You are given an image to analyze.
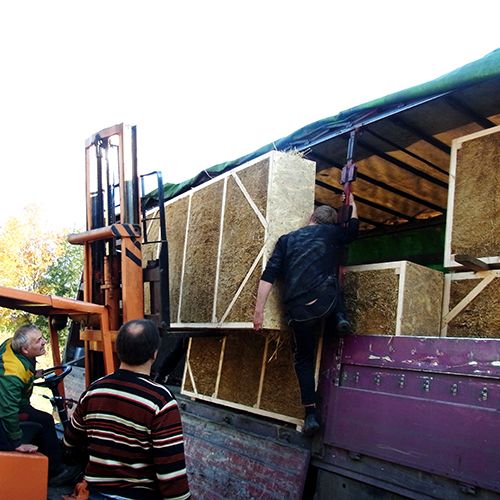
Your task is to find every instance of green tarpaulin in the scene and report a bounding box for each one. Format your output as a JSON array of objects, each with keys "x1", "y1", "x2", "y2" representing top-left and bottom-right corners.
[{"x1": 144, "y1": 48, "x2": 500, "y2": 208}]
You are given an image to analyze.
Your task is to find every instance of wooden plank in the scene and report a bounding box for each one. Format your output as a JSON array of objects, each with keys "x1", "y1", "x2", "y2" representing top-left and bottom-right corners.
[
  {"x1": 80, "y1": 329, "x2": 118, "y2": 342},
  {"x1": 232, "y1": 171, "x2": 268, "y2": 229},
  {"x1": 212, "y1": 177, "x2": 228, "y2": 322},
  {"x1": 444, "y1": 137, "x2": 459, "y2": 269},
  {"x1": 454, "y1": 254, "x2": 491, "y2": 272},
  {"x1": 440, "y1": 274, "x2": 452, "y2": 336},
  {"x1": 171, "y1": 322, "x2": 254, "y2": 329},
  {"x1": 395, "y1": 261, "x2": 407, "y2": 335},
  {"x1": 213, "y1": 336, "x2": 227, "y2": 398},
  {"x1": 442, "y1": 271, "x2": 499, "y2": 326},
  {"x1": 256, "y1": 336, "x2": 269, "y2": 409},
  {"x1": 219, "y1": 246, "x2": 266, "y2": 324},
  {"x1": 177, "y1": 194, "x2": 192, "y2": 323},
  {"x1": 445, "y1": 125, "x2": 500, "y2": 269},
  {"x1": 181, "y1": 391, "x2": 303, "y2": 426},
  {"x1": 184, "y1": 338, "x2": 198, "y2": 395}
]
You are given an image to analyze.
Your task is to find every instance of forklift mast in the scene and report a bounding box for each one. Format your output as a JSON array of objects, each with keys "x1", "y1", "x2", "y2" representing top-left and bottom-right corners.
[{"x1": 67, "y1": 123, "x2": 170, "y2": 383}]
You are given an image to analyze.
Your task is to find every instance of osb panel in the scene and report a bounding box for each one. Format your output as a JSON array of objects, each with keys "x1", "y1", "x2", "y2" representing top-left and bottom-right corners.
[
  {"x1": 264, "y1": 153, "x2": 316, "y2": 330},
  {"x1": 235, "y1": 159, "x2": 269, "y2": 219},
  {"x1": 183, "y1": 337, "x2": 223, "y2": 395},
  {"x1": 259, "y1": 332, "x2": 303, "y2": 419},
  {"x1": 266, "y1": 153, "x2": 316, "y2": 252},
  {"x1": 217, "y1": 333, "x2": 265, "y2": 407},
  {"x1": 344, "y1": 269, "x2": 399, "y2": 334},
  {"x1": 452, "y1": 130, "x2": 500, "y2": 258},
  {"x1": 165, "y1": 196, "x2": 189, "y2": 322},
  {"x1": 400, "y1": 263, "x2": 443, "y2": 336},
  {"x1": 447, "y1": 276, "x2": 500, "y2": 339},
  {"x1": 216, "y1": 176, "x2": 265, "y2": 322},
  {"x1": 180, "y1": 181, "x2": 223, "y2": 322}
]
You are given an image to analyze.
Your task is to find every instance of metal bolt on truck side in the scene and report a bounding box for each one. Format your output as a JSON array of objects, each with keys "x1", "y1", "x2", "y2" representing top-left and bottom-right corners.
[{"x1": 0, "y1": 49, "x2": 499, "y2": 499}]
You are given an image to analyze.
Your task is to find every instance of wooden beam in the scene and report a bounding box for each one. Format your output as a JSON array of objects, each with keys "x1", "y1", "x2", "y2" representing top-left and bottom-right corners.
[
  {"x1": 389, "y1": 116, "x2": 451, "y2": 155},
  {"x1": 442, "y1": 272, "x2": 498, "y2": 326},
  {"x1": 454, "y1": 254, "x2": 491, "y2": 272},
  {"x1": 310, "y1": 151, "x2": 446, "y2": 214},
  {"x1": 363, "y1": 127, "x2": 448, "y2": 176},
  {"x1": 316, "y1": 179, "x2": 413, "y2": 221},
  {"x1": 356, "y1": 138, "x2": 448, "y2": 189}
]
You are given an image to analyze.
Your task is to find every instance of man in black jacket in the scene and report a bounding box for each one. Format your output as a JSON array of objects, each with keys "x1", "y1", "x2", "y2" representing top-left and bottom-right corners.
[{"x1": 253, "y1": 195, "x2": 358, "y2": 435}]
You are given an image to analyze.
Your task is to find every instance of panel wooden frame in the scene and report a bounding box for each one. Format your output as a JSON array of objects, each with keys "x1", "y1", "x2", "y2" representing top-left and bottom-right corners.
[
  {"x1": 146, "y1": 151, "x2": 316, "y2": 330},
  {"x1": 441, "y1": 269, "x2": 500, "y2": 338},
  {"x1": 344, "y1": 261, "x2": 444, "y2": 336},
  {"x1": 444, "y1": 125, "x2": 500, "y2": 269},
  {"x1": 181, "y1": 331, "x2": 324, "y2": 425}
]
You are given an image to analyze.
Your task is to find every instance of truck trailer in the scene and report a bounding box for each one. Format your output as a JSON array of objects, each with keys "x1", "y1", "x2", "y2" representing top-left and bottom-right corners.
[{"x1": 0, "y1": 49, "x2": 499, "y2": 499}]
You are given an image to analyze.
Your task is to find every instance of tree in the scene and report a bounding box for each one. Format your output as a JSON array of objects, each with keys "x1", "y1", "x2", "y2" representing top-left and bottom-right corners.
[
  {"x1": 38, "y1": 240, "x2": 83, "y2": 299},
  {"x1": 0, "y1": 205, "x2": 83, "y2": 336}
]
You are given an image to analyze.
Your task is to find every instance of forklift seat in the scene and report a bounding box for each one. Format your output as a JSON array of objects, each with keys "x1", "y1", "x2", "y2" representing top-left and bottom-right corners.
[{"x1": 0, "y1": 450, "x2": 48, "y2": 499}]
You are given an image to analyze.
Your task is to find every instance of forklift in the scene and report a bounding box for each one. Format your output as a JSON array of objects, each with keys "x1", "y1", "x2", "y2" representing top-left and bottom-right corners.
[{"x1": 0, "y1": 123, "x2": 179, "y2": 498}]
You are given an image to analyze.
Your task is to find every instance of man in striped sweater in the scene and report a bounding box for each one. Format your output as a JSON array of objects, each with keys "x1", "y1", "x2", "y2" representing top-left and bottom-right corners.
[{"x1": 64, "y1": 319, "x2": 190, "y2": 499}]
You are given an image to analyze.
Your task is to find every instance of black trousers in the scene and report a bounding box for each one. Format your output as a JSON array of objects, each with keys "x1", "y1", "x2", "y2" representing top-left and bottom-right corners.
[
  {"x1": 290, "y1": 317, "x2": 322, "y2": 406},
  {"x1": 288, "y1": 287, "x2": 347, "y2": 407},
  {"x1": 19, "y1": 405, "x2": 62, "y2": 473}
]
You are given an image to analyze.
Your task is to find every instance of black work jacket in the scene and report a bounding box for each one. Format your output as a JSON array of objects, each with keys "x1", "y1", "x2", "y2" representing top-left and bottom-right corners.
[{"x1": 261, "y1": 219, "x2": 359, "y2": 311}]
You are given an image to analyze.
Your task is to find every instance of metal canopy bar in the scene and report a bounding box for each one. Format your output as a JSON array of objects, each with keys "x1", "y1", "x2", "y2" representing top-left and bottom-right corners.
[
  {"x1": 356, "y1": 139, "x2": 448, "y2": 189},
  {"x1": 444, "y1": 95, "x2": 497, "y2": 129},
  {"x1": 363, "y1": 127, "x2": 448, "y2": 176},
  {"x1": 389, "y1": 116, "x2": 451, "y2": 155},
  {"x1": 316, "y1": 180, "x2": 413, "y2": 222},
  {"x1": 309, "y1": 152, "x2": 446, "y2": 214},
  {"x1": 298, "y1": 92, "x2": 452, "y2": 154}
]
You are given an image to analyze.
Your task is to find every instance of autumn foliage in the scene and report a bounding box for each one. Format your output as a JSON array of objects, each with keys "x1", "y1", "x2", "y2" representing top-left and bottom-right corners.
[{"x1": 0, "y1": 204, "x2": 83, "y2": 337}]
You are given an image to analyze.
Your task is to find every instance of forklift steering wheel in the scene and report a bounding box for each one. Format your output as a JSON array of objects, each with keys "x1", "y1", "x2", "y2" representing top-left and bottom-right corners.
[{"x1": 34, "y1": 365, "x2": 72, "y2": 389}]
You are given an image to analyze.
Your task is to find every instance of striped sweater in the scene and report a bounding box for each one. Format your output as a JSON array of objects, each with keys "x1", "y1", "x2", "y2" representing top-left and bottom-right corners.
[{"x1": 64, "y1": 369, "x2": 190, "y2": 500}]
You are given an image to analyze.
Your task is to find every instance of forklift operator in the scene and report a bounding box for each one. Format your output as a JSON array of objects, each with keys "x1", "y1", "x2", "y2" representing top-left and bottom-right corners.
[
  {"x1": 0, "y1": 324, "x2": 78, "y2": 486},
  {"x1": 253, "y1": 194, "x2": 358, "y2": 435}
]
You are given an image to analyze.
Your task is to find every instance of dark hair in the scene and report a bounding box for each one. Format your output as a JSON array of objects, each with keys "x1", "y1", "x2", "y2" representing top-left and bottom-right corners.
[
  {"x1": 116, "y1": 319, "x2": 160, "y2": 365},
  {"x1": 311, "y1": 205, "x2": 337, "y2": 224}
]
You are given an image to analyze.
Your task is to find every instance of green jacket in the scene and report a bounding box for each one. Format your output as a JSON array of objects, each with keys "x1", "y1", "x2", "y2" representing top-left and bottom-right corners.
[{"x1": 0, "y1": 338, "x2": 36, "y2": 446}]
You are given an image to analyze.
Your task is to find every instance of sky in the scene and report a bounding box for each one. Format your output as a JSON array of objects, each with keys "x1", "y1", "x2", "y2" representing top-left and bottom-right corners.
[{"x1": 0, "y1": 0, "x2": 498, "y2": 230}]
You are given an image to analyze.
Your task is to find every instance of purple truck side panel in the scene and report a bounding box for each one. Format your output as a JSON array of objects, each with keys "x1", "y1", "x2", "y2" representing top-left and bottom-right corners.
[{"x1": 319, "y1": 335, "x2": 500, "y2": 493}]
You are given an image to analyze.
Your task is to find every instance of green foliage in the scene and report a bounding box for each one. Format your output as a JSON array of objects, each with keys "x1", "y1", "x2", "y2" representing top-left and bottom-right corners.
[
  {"x1": 38, "y1": 241, "x2": 83, "y2": 299},
  {"x1": 0, "y1": 205, "x2": 83, "y2": 343}
]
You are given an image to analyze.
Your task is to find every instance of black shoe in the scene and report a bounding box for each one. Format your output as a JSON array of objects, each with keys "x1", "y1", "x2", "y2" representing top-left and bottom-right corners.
[
  {"x1": 335, "y1": 314, "x2": 351, "y2": 335},
  {"x1": 303, "y1": 413, "x2": 320, "y2": 436},
  {"x1": 48, "y1": 464, "x2": 82, "y2": 487}
]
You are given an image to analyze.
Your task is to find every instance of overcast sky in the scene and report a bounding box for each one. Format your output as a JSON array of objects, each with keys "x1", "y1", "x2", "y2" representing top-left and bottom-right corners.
[{"x1": 0, "y1": 0, "x2": 498, "y2": 230}]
